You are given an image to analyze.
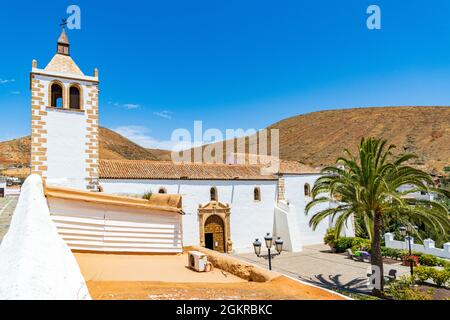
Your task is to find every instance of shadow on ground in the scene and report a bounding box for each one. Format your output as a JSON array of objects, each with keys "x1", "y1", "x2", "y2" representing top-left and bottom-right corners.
[{"x1": 298, "y1": 273, "x2": 370, "y2": 294}]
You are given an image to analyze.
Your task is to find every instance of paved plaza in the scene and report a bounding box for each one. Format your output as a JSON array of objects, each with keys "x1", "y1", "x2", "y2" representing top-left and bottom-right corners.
[{"x1": 237, "y1": 244, "x2": 410, "y2": 294}]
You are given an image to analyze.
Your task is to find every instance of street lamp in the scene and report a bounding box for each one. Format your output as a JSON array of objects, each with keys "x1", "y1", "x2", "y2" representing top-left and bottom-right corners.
[
  {"x1": 264, "y1": 233, "x2": 273, "y2": 249},
  {"x1": 253, "y1": 238, "x2": 262, "y2": 256},
  {"x1": 399, "y1": 225, "x2": 418, "y2": 278},
  {"x1": 253, "y1": 233, "x2": 283, "y2": 270},
  {"x1": 275, "y1": 237, "x2": 284, "y2": 254}
]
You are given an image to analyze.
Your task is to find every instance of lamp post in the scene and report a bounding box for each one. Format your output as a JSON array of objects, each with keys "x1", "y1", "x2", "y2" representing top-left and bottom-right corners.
[
  {"x1": 399, "y1": 225, "x2": 418, "y2": 278},
  {"x1": 253, "y1": 233, "x2": 283, "y2": 270}
]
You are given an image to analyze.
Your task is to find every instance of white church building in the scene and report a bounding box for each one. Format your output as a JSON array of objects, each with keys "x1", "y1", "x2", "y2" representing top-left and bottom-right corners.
[{"x1": 29, "y1": 30, "x2": 354, "y2": 255}]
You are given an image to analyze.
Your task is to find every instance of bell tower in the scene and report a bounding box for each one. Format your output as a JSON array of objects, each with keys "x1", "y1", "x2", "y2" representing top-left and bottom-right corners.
[{"x1": 30, "y1": 28, "x2": 100, "y2": 191}]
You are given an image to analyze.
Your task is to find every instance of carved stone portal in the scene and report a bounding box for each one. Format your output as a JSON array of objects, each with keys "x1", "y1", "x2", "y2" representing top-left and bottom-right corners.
[{"x1": 198, "y1": 201, "x2": 232, "y2": 253}]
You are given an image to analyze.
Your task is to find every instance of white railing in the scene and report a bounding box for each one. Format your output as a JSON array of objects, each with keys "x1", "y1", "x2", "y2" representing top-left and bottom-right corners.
[
  {"x1": 384, "y1": 233, "x2": 450, "y2": 259},
  {"x1": 0, "y1": 174, "x2": 91, "y2": 300}
]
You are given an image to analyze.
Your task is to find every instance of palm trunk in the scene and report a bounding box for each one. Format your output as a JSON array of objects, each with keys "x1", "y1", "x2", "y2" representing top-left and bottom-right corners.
[{"x1": 371, "y1": 210, "x2": 384, "y2": 296}]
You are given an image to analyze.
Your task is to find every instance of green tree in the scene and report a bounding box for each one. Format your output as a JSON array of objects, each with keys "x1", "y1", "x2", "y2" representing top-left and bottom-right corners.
[{"x1": 306, "y1": 137, "x2": 450, "y2": 296}]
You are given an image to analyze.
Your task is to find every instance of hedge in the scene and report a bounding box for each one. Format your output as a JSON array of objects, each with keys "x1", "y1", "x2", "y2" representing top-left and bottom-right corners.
[{"x1": 414, "y1": 266, "x2": 450, "y2": 287}]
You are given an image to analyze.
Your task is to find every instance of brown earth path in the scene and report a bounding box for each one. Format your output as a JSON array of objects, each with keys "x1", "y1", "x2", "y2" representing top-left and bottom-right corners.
[
  {"x1": 75, "y1": 252, "x2": 344, "y2": 300},
  {"x1": 87, "y1": 276, "x2": 344, "y2": 300}
]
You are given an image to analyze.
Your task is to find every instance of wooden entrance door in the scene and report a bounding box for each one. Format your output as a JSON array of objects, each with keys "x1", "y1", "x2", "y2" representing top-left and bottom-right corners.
[{"x1": 204, "y1": 215, "x2": 225, "y2": 253}]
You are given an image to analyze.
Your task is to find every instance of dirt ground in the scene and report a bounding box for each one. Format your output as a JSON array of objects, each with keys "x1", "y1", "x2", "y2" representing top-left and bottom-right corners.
[
  {"x1": 87, "y1": 276, "x2": 344, "y2": 300},
  {"x1": 74, "y1": 252, "x2": 245, "y2": 283},
  {"x1": 75, "y1": 252, "x2": 344, "y2": 300}
]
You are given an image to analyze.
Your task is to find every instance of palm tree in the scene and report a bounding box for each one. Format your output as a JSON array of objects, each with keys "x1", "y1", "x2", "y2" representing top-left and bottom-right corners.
[{"x1": 306, "y1": 137, "x2": 450, "y2": 296}]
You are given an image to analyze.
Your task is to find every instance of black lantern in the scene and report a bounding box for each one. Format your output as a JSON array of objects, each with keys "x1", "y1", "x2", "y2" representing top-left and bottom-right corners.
[
  {"x1": 275, "y1": 237, "x2": 284, "y2": 254},
  {"x1": 253, "y1": 239, "x2": 262, "y2": 256},
  {"x1": 398, "y1": 225, "x2": 418, "y2": 279},
  {"x1": 252, "y1": 233, "x2": 283, "y2": 270},
  {"x1": 264, "y1": 233, "x2": 273, "y2": 249}
]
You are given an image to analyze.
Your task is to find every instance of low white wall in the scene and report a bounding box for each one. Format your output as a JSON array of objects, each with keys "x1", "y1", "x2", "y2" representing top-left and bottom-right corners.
[
  {"x1": 384, "y1": 233, "x2": 450, "y2": 259},
  {"x1": 0, "y1": 174, "x2": 91, "y2": 300},
  {"x1": 5, "y1": 187, "x2": 21, "y2": 197},
  {"x1": 48, "y1": 197, "x2": 183, "y2": 253}
]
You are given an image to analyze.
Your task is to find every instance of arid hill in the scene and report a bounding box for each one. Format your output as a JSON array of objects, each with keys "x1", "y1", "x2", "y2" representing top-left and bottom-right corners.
[
  {"x1": 185, "y1": 106, "x2": 450, "y2": 175},
  {"x1": 97, "y1": 127, "x2": 171, "y2": 161},
  {"x1": 1, "y1": 107, "x2": 449, "y2": 178},
  {"x1": 0, "y1": 127, "x2": 171, "y2": 172},
  {"x1": 270, "y1": 106, "x2": 449, "y2": 173}
]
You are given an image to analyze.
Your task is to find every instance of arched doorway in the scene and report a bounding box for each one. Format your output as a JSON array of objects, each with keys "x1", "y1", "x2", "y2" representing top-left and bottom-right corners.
[
  {"x1": 204, "y1": 215, "x2": 225, "y2": 252},
  {"x1": 198, "y1": 201, "x2": 232, "y2": 253}
]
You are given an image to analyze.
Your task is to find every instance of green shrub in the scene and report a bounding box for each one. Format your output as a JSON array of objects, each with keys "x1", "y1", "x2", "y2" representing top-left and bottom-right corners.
[
  {"x1": 351, "y1": 237, "x2": 371, "y2": 252},
  {"x1": 438, "y1": 259, "x2": 449, "y2": 269},
  {"x1": 444, "y1": 261, "x2": 450, "y2": 271},
  {"x1": 419, "y1": 254, "x2": 439, "y2": 266},
  {"x1": 323, "y1": 228, "x2": 337, "y2": 247},
  {"x1": 429, "y1": 269, "x2": 450, "y2": 287},
  {"x1": 142, "y1": 191, "x2": 153, "y2": 200},
  {"x1": 414, "y1": 266, "x2": 433, "y2": 283},
  {"x1": 381, "y1": 247, "x2": 406, "y2": 260},
  {"x1": 334, "y1": 237, "x2": 355, "y2": 253},
  {"x1": 387, "y1": 276, "x2": 433, "y2": 300}
]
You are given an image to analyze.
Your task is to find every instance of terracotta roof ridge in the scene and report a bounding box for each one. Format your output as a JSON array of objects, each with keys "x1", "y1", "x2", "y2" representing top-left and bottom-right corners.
[
  {"x1": 99, "y1": 159, "x2": 262, "y2": 168},
  {"x1": 45, "y1": 185, "x2": 183, "y2": 214}
]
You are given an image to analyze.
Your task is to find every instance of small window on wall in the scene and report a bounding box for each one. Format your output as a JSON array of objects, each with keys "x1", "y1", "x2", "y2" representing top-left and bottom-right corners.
[
  {"x1": 69, "y1": 86, "x2": 81, "y2": 109},
  {"x1": 210, "y1": 187, "x2": 218, "y2": 201},
  {"x1": 51, "y1": 83, "x2": 63, "y2": 108},
  {"x1": 304, "y1": 183, "x2": 311, "y2": 197},
  {"x1": 254, "y1": 187, "x2": 261, "y2": 201},
  {"x1": 158, "y1": 188, "x2": 167, "y2": 194}
]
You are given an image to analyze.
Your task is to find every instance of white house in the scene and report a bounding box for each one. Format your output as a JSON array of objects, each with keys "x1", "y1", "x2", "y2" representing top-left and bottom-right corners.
[
  {"x1": 0, "y1": 178, "x2": 6, "y2": 198},
  {"x1": 28, "y1": 29, "x2": 354, "y2": 254}
]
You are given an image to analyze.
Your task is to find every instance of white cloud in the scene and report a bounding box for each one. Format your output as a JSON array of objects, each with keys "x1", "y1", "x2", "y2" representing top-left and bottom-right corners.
[
  {"x1": 10, "y1": 91, "x2": 21, "y2": 95},
  {"x1": 122, "y1": 103, "x2": 140, "y2": 110},
  {"x1": 0, "y1": 79, "x2": 15, "y2": 85},
  {"x1": 109, "y1": 101, "x2": 141, "y2": 110},
  {"x1": 154, "y1": 110, "x2": 173, "y2": 119},
  {"x1": 112, "y1": 125, "x2": 189, "y2": 151}
]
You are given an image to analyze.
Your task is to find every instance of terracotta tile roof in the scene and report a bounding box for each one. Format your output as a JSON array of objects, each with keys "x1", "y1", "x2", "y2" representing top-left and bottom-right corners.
[
  {"x1": 278, "y1": 160, "x2": 322, "y2": 174},
  {"x1": 99, "y1": 160, "x2": 277, "y2": 180},
  {"x1": 44, "y1": 54, "x2": 84, "y2": 76},
  {"x1": 45, "y1": 185, "x2": 183, "y2": 214},
  {"x1": 227, "y1": 153, "x2": 322, "y2": 174}
]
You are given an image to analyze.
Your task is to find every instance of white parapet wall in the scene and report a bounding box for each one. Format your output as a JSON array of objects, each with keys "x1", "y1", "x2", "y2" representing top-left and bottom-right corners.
[
  {"x1": 384, "y1": 233, "x2": 450, "y2": 259},
  {"x1": 0, "y1": 174, "x2": 91, "y2": 300}
]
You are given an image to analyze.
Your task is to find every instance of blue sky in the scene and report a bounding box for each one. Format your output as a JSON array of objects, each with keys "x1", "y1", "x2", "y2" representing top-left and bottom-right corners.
[{"x1": 1, "y1": 1, "x2": 450, "y2": 149}]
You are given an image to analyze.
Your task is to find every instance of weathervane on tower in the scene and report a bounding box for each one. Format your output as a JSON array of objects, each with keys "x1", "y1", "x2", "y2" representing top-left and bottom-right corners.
[{"x1": 60, "y1": 18, "x2": 68, "y2": 28}]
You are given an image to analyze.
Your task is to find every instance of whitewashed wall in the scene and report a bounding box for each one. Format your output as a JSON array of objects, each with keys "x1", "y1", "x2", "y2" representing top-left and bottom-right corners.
[
  {"x1": 5, "y1": 187, "x2": 21, "y2": 197},
  {"x1": 33, "y1": 74, "x2": 97, "y2": 190},
  {"x1": 0, "y1": 174, "x2": 90, "y2": 300},
  {"x1": 0, "y1": 181, "x2": 6, "y2": 197},
  {"x1": 100, "y1": 179, "x2": 277, "y2": 253},
  {"x1": 48, "y1": 198, "x2": 182, "y2": 253},
  {"x1": 397, "y1": 184, "x2": 436, "y2": 201},
  {"x1": 274, "y1": 201, "x2": 303, "y2": 252},
  {"x1": 46, "y1": 108, "x2": 87, "y2": 189},
  {"x1": 283, "y1": 174, "x2": 332, "y2": 246},
  {"x1": 384, "y1": 233, "x2": 450, "y2": 259}
]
